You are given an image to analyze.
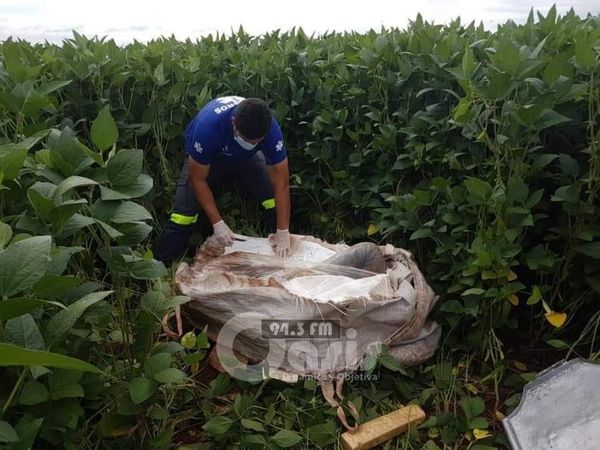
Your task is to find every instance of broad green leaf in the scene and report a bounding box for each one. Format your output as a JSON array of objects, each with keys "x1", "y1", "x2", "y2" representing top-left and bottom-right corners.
[
  {"x1": 271, "y1": 430, "x2": 303, "y2": 448},
  {"x1": 59, "y1": 214, "x2": 96, "y2": 237},
  {"x1": 95, "y1": 219, "x2": 125, "y2": 239},
  {"x1": 53, "y1": 176, "x2": 97, "y2": 202},
  {"x1": 37, "y1": 80, "x2": 72, "y2": 96},
  {"x1": 0, "y1": 298, "x2": 60, "y2": 321},
  {"x1": 559, "y1": 154, "x2": 580, "y2": 179},
  {"x1": 0, "y1": 421, "x2": 19, "y2": 443},
  {"x1": 575, "y1": 35, "x2": 596, "y2": 72},
  {"x1": 46, "y1": 291, "x2": 113, "y2": 343},
  {"x1": 100, "y1": 174, "x2": 153, "y2": 200},
  {"x1": 574, "y1": 242, "x2": 600, "y2": 259},
  {"x1": 464, "y1": 178, "x2": 492, "y2": 201},
  {"x1": 91, "y1": 106, "x2": 119, "y2": 151},
  {"x1": 19, "y1": 380, "x2": 49, "y2": 405},
  {"x1": 33, "y1": 275, "x2": 80, "y2": 299},
  {"x1": 202, "y1": 416, "x2": 233, "y2": 435},
  {"x1": 128, "y1": 259, "x2": 168, "y2": 280},
  {"x1": 144, "y1": 352, "x2": 172, "y2": 379},
  {"x1": 0, "y1": 343, "x2": 100, "y2": 373},
  {"x1": 47, "y1": 246, "x2": 84, "y2": 276},
  {"x1": 462, "y1": 46, "x2": 475, "y2": 79},
  {"x1": 49, "y1": 383, "x2": 84, "y2": 400},
  {"x1": 241, "y1": 434, "x2": 267, "y2": 448},
  {"x1": 241, "y1": 418, "x2": 265, "y2": 432},
  {"x1": 51, "y1": 200, "x2": 87, "y2": 231},
  {"x1": 0, "y1": 236, "x2": 52, "y2": 297},
  {"x1": 11, "y1": 416, "x2": 43, "y2": 450},
  {"x1": 459, "y1": 396, "x2": 486, "y2": 420},
  {"x1": 154, "y1": 368, "x2": 186, "y2": 384},
  {"x1": 116, "y1": 222, "x2": 153, "y2": 246},
  {"x1": 0, "y1": 145, "x2": 27, "y2": 181},
  {"x1": 106, "y1": 149, "x2": 143, "y2": 187},
  {"x1": 92, "y1": 200, "x2": 152, "y2": 223},
  {"x1": 48, "y1": 128, "x2": 93, "y2": 178},
  {"x1": 129, "y1": 377, "x2": 158, "y2": 404},
  {"x1": 537, "y1": 109, "x2": 571, "y2": 129},
  {"x1": 27, "y1": 183, "x2": 56, "y2": 219},
  {"x1": 4, "y1": 314, "x2": 45, "y2": 350},
  {"x1": 0, "y1": 222, "x2": 12, "y2": 250}
]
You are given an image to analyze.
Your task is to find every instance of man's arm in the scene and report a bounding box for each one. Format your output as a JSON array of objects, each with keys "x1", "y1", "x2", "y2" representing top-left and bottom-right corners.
[
  {"x1": 267, "y1": 158, "x2": 291, "y2": 230},
  {"x1": 187, "y1": 156, "x2": 222, "y2": 225}
]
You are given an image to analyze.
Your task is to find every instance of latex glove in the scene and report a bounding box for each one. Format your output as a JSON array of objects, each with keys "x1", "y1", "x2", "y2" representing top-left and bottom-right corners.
[
  {"x1": 274, "y1": 229, "x2": 291, "y2": 258},
  {"x1": 212, "y1": 220, "x2": 234, "y2": 246}
]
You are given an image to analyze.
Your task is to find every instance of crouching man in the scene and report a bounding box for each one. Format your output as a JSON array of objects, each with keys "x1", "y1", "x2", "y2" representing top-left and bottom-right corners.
[{"x1": 155, "y1": 96, "x2": 291, "y2": 265}]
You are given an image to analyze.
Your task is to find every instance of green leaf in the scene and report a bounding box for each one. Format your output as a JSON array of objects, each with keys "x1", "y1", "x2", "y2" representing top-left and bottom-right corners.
[
  {"x1": 574, "y1": 242, "x2": 600, "y2": 259},
  {"x1": 271, "y1": 430, "x2": 303, "y2": 448},
  {"x1": 19, "y1": 380, "x2": 49, "y2": 405},
  {"x1": 559, "y1": 154, "x2": 580, "y2": 179},
  {"x1": 0, "y1": 421, "x2": 19, "y2": 443},
  {"x1": 91, "y1": 106, "x2": 118, "y2": 151},
  {"x1": 4, "y1": 314, "x2": 45, "y2": 350},
  {"x1": 0, "y1": 343, "x2": 100, "y2": 372},
  {"x1": 575, "y1": 35, "x2": 596, "y2": 72},
  {"x1": 462, "y1": 46, "x2": 475, "y2": 79},
  {"x1": 547, "y1": 339, "x2": 569, "y2": 349},
  {"x1": 128, "y1": 259, "x2": 168, "y2": 280},
  {"x1": 37, "y1": 79, "x2": 72, "y2": 96},
  {"x1": 0, "y1": 145, "x2": 27, "y2": 181},
  {"x1": 464, "y1": 178, "x2": 492, "y2": 201},
  {"x1": 459, "y1": 396, "x2": 486, "y2": 420},
  {"x1": 202, "y1": 416, "x2": 233, "y2": 435},
  {"x1": 0, "y1": 236, "x2": 52, "y2": 297},
  {"x1": 46, "y1": 291, "x2": 113, "y2": 343},
  {"x1": 49, "y1": 383, "x2": 84, "y2": 400},
  {"x1": 51, "y1": 200, "x2": 87, "y2": 232},
  {"x1": 410, "y1": 228, "x2": 432, "y2": 240},
  {"x1": 531, "y1": 153, "x2": 558, "y2": 170},
  {"x1": 537, "y1": 109, "x2": 571, "y2": 129},
  {"x1": 92, "y1": 200, "x2": 152, "y2": 223},
  {"x1": 11, "y1": 416, "x2": 43, "y2": 450},
  {"x1": 241, "y1": 434, "x2": 267, "y2": 448},
  {"x1": 107, "y1": 149, "x2": 143, "y2": 187},
  {"x1": 47, "y1": 246, "x2": 84, "y2": 276},
  {"x1": 154, "y1": 368, "x2": 186, "y2": 384},
  {"x1": 144, "y1": 352, "x2": 172, "y2": 379},
  {"x1": 53, "y1": 176, "x2": 97, "y2": 202},
  {"x1": 100, "y1": 174, "x2": 153, "y2": 200},
  {"x1": 462, "y1": 288, "x2": 485, "y2": 296},
  {"x1": 0, "y1": 221, "x2": 12, "y2": 250},
  {"x1": 241, "y1": 418, "x2": 265, "y2": 432},
  {"x1": 0, "y1": 298, "x2": 56, "y2": 321},
  {"x1": 527, "y1": 286, "x2": 543, "y2": 305},
  {"x1": 129, "y1": 377, "x2": 158, "y2": 404}
]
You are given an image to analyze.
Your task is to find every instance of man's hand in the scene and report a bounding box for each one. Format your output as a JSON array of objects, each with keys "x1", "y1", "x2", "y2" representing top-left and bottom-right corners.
[
  {"x1": 274, "y1": 229, "x2": 291, "y2": 258},
  {"x1": 212, "y1": 220, "x2": 234, "y2": 246}
]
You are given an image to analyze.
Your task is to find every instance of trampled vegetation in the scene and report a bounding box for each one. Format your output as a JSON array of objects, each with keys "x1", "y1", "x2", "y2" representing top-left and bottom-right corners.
[{"x1": 0, "y1": 6, "x2": 598, "y2": 449}]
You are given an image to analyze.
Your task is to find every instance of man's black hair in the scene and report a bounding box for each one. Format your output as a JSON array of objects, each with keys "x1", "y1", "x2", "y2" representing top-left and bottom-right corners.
[{"x1": 234, "y1": 98, "x2": 272, "y2": 140}]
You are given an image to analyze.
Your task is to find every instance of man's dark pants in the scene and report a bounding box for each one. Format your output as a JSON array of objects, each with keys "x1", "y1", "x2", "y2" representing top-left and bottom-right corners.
[{"x1": 155, "y1": 152, "x2": 276, "y2": 265}]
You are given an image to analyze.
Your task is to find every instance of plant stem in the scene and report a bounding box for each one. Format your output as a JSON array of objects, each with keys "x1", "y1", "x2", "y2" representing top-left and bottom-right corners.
[{"x1": 1, "y1": 369, "x2": 27, "y2": 418}]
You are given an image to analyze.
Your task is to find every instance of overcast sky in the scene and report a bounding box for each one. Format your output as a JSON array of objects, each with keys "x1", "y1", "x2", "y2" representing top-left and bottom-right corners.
[{"x1": 0, "y1": 0, "x2": 598, "y2": 43}]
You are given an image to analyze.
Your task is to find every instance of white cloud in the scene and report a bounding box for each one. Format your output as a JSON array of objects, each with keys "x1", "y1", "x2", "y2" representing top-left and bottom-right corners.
[{"x1": 0, "y1": 0, "x2": 598, "y2": 43}]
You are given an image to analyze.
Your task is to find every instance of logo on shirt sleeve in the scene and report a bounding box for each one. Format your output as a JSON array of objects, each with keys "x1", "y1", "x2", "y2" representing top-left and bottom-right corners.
[
  {"x1": 275, "y1": 140, "x2": 284, "y2": 152},
  {"x1": 193, "y1": 142, "x2": 204, "y2": 153}
]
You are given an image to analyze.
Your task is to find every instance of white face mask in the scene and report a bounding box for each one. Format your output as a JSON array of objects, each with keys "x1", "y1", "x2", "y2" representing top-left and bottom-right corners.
[{"x1": 234, "y1": 134, "x2": 257, "y2": 151}]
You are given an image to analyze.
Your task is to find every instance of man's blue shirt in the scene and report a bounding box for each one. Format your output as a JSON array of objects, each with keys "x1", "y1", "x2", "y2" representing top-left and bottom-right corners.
[{"x1": 184, "y1": 96, "x2": 287, "y2": 166}]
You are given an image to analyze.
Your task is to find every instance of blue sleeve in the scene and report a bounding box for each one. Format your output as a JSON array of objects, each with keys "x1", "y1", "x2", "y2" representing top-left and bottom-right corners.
[
  {"x1": 185, "y1": 118, "x2": 219, "y2": 165},
  {"x1": 261, "y1": 118, "x2": 287, "y2": 166}
]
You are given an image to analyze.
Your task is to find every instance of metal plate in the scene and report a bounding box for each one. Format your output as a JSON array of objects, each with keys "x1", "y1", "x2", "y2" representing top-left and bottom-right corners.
[{"x1": 503, "y1": 358, "x2": 600, "y2": 450}]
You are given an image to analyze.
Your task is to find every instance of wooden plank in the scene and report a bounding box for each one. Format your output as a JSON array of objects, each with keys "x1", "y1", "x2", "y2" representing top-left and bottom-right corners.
[{"x1": 340, "y1": 404, "x2": 426, "y2": 450}]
